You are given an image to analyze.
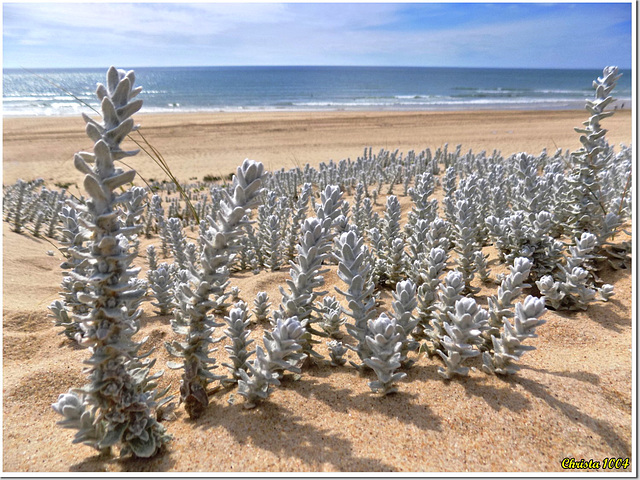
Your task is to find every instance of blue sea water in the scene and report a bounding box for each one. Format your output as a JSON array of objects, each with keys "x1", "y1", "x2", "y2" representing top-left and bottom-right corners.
[{"x1": 2, "y1": 66, "x2": 633, "y2": 117}]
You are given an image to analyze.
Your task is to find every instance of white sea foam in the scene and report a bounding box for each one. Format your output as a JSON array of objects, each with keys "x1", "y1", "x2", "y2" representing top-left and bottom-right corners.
[
  {"x1": 3, "y1": 66, "x2": 631, "y2": 117},
  {"x1": 5, "y1": 96, "x2": 623, "y2": 117}
]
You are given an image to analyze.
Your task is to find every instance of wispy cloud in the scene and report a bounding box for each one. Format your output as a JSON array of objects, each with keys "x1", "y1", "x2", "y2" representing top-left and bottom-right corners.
[{"x1": 2, "y1": 3, "x2": 632, "y2": 69}]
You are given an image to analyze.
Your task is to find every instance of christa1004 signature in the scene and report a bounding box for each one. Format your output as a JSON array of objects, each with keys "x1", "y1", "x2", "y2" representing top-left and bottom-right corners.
[{"x1": 561, "y1": 458, "x2": 630, "y2": 470}]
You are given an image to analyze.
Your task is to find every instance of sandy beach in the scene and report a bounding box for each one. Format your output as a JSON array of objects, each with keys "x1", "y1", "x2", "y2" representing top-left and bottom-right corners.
[
  {"x1": 2, "y1": 109, "x2": 633, "y2": 473},
  {"x1": 3, "y1": 109, "x2": 632, "y2": 186}
]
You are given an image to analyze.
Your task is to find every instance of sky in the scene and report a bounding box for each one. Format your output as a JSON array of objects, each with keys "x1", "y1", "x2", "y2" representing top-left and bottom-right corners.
[{"x1": 2, "y1": 2, "x2": 633, "y2": 70}]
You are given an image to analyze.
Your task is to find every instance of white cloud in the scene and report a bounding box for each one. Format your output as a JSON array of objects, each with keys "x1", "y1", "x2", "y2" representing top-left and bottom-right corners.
[
  {"x1": 2, "y1": 2, "x2": 631, "y2": 68},
  {"x1": 4, "y1": 3, "x2": 292, "y2": 44}
]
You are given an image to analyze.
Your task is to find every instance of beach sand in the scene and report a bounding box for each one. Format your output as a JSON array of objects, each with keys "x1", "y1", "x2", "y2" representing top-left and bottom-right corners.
[
  {"x1": 2, "y1": 110, "x2": 633, "y2": 473},
  {"x1": 3, "y1": 109, "x2": 633, "y2": 186}
]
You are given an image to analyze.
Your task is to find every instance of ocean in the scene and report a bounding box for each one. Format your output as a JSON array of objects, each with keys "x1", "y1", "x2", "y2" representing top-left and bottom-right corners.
[{"x1": 2, "y1": 66, "x2": 632, "y2": 117}]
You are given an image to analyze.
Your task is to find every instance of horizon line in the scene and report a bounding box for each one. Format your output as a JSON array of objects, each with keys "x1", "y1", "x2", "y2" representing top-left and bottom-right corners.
[{"x1": 4, "y1": 64, "x2": 631, "y2": 72}]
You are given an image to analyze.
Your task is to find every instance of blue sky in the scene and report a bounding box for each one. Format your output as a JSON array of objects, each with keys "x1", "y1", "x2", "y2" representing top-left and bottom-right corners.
[{"x1": 2, "y1": 2, "x2": 633, "y2": 69}]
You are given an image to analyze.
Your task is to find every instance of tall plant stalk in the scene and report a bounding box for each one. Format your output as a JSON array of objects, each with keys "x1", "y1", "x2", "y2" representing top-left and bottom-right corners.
[
  {"x1": 166, "y1": 159, "x2": 265, "y2": 419},
  {"x1": 52, "y1": 67, "x2": 171, "y2": 458}
]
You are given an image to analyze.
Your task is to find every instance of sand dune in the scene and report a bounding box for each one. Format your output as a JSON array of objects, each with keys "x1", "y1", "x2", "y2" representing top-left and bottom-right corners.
[{"x1": 2, "y1": 110, "x2": 633, "y2": 472}]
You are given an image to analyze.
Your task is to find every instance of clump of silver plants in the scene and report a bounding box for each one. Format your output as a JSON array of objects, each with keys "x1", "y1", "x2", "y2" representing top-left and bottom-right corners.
[
  {"x1": 536, "y1": 232, "x2": 614, "y2": 310},
  {"x1": 0, "y1": 65, "x2": 628, "y2": 457}
]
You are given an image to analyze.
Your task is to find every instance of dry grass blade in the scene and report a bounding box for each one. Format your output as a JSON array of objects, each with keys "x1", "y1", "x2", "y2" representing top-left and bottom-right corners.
[
  {"x1": 131, "y1": 129, "x2": 200, "y2": 223},
  {"x1": 617, "y1": 169, "x2": 632, "y2": 217}
]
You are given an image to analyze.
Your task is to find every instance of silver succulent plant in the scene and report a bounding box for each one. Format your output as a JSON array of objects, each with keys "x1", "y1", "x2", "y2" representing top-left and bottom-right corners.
[
  {"x1": 53, "y1": 66, "x2": 171, "y2": 458},
  {"x1": 364, "y1": 313, "x2": 407, "y2": 394},
  {"x1": 166, "y1": 159, "x2": 265, "y2": 419},
  {"x1": 237, "y1": 316, "x2": 307, "y2": 408},
  {"x1": 482, "y1": 295, "x2": 547, "y2": 375}
]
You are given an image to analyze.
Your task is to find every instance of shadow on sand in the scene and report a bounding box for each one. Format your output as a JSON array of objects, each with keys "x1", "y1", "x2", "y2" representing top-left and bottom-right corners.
[
  {"x1": 70, "y1": 445, "x2": 177, "y2": 473},
  {"x1": 194, "y1": 397, "x2": 397, "y2": 471}
]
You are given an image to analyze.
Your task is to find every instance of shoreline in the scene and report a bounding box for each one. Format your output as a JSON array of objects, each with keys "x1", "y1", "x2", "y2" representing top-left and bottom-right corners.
[
  {"x1": 2, "y1": 100, "x2": 633, "y2": 119},
  {"x1": 4, "y1": 106, "x2": 632, "y2": 122},
  {"x1": 3, "y1": 107, "x2": 631, "y2": 123}
]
